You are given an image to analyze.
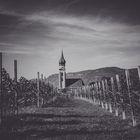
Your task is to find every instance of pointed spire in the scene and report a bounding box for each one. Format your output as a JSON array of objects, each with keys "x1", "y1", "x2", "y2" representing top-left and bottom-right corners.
[
  {"x1": 61, "y1": 49, "x2": 64, "y2": 59},
  {"x1": 59, "y1": 50, "x2": 66, "y2": 66}
]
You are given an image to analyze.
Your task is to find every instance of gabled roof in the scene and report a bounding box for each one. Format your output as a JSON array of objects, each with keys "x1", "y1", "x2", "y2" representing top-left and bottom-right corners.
[{"x1": 66, "y1": 78, "x2": 84, "y2": 87}]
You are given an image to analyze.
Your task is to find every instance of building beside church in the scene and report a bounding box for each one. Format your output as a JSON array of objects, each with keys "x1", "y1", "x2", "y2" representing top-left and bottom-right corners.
[{"x1": 58, "y1": 51, "x2": 84, "y2": 91}]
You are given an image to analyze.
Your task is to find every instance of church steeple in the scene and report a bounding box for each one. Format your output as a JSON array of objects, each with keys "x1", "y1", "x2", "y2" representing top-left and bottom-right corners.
[
  {"x1": 59, "y1": 50, "x2": 66, "y2": 66},
  {"x1": 59, "y1": 50, "x2": 66, "y2": 90}
]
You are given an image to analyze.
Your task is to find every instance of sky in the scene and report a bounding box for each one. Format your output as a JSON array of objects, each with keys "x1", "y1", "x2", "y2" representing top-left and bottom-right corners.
[{"x1": 0, "y1": 0, "x2": 140, "y2": 79}]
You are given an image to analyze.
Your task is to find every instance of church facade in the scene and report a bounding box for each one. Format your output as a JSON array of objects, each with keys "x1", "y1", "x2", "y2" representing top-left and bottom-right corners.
[{"x1": 58, "y1": 51, "x2": 84, "y2": 90}]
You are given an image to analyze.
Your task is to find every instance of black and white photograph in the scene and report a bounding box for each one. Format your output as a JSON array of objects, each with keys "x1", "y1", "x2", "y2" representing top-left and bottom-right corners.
[{"x1": 0, "y1": 0, "x2": 140, "y2": 139}]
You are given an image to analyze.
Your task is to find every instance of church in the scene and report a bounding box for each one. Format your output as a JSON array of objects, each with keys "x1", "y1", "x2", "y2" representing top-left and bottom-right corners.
[{"x1": 58, "y1": 51, "x2": 84, "y2": 91}]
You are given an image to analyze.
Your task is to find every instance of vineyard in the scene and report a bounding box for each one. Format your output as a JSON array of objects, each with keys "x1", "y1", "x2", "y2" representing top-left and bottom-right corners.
[
  {"x1": 0, "y1": 58, "x2": 58, "y2": 125},
  {"x1": 0, "y1": 52, "x2": 140, "y2": 140},
  {"x1": 73, "y1": 67, "x2": 140, "y2": 127}
]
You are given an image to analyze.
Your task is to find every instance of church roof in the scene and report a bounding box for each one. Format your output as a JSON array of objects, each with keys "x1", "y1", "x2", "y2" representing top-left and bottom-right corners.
[
  {"x1": 66, "y1": 78, "x2": 84, "y2": 88},
  {"x1": 59, "y1": 50, "x2": 66, "y2": 65}
]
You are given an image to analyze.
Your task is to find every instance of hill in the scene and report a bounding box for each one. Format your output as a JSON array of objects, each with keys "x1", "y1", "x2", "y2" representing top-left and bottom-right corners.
[{"x1": 46, "y1": 67, "x2": 125, "y2": 88}]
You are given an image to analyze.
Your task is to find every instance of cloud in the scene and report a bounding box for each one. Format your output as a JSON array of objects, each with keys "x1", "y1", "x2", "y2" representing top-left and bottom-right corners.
[
  {"x1": 0, "y1": 8, "x2": 22, "y2": 17},
  {"x1": 0, "y1": 4, "x2": 140, "y2": 78},
  {"x1": 1, "y1": 10, "x2": 140, "y2": 57},
  {"x1": 0, "y1": 42, "x2": 37, "y2": 54}
]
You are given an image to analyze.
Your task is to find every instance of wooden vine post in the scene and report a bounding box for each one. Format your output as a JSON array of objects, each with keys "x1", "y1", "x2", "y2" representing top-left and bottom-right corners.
[
  {"x1": 41, "y1": 74, "x2": 43, "y2": 81},
  {"x1": 106, "y1": 79, "x2": 112, "y2": 113},
  {"x1": 0, "y1": 52, "x2": 2, "y2": 124},
  {"x1": 116, "y1": 74, "x2": 126, "y2": 120},
  {"x1": 104, "y1": 79, "x2": 109, "y2": 110},
  {"x1": 84, "y1": 86, "x2": 86, "y2": 98},
  {"x1": 137, "y1": 66, "x2": 140, "y2": 108},
  {"x1": 96, "y1": 82, "x2": 100, "y2": 105},
  {"x1": 41, "y1": 74, "x2": 44, "y2": 106},
  {"x1": 93, "y1": 83, "x2": 96, "y2": 104},
  {"x1": 37, "y1": 72, "x2": 40, "y2": 108},
  {"x1": 101, "y1": 80, "x2": 106, "y2": 109},
  {"x1": 92, "y1": 83, "x2": 96, "y2": 104},
  {"x1": 99, "y1": 81, "x2": 104, "y2": 108},
  {"x1": 111, "y1": 77, "x2": 118, "y2": 116},
  {"x1": 138, "y1": 66, "x2": 140, "y2": 84},
  {"x1": 125, "y1": 69, "x2": 136, "y2": 126},
  {"x1": 14, "y1": 60, "x2": 18, "y2": 115},
  {"x1": 95, "y1": 82, "x2": 99, "y2": 105},
  {"x1": 89, "y1": 85, "x2": 91, "y2": 99}
]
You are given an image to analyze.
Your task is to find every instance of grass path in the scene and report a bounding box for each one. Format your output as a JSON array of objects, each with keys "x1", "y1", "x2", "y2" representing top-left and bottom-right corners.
[{"x1": 1, "y1": 96, "x2": 140, "y2": 140}]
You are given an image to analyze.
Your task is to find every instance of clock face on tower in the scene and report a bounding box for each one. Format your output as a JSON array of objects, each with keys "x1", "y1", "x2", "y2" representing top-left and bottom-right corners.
[{"x1": 59, "y1": 66, "x2": 65, "y2": 71}]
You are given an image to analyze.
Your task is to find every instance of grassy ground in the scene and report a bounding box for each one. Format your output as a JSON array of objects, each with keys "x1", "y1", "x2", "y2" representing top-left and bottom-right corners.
[{"x1": 0, "y1": 96, "x2": 140, "y2": 140}]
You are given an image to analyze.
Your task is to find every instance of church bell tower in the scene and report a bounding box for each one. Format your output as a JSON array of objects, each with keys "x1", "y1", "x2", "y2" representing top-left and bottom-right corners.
[{"x1": 59, "y1": 50, "x2": 66, "y2": 89}]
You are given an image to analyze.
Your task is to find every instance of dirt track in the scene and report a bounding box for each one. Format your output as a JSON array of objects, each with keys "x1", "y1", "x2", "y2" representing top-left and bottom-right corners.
[{"x1": 1, "y1": 96, "x2": 140, "y2": 140}]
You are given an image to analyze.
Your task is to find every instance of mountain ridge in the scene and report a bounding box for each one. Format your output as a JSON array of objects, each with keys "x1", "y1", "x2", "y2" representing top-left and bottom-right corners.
[{"x1": 46, "y1": 67, "x2": 125, "y2": 88}]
